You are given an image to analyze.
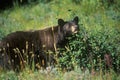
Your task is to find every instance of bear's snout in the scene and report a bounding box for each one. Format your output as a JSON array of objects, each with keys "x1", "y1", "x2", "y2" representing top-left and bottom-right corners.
[{"x1": 71, "y1": 25, "x2": 79, "y2": 33}]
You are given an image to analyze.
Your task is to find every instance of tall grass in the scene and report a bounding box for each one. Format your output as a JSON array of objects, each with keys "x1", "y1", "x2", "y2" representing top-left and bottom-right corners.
[{"x1": 0, "y1": 67, "x2": 120, "y2": 80}]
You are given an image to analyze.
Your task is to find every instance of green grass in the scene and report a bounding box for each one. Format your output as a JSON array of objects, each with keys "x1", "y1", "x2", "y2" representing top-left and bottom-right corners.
[
  {"x1": 0, "y1": 0, "x2": 120, "y2": 33},
  {"x1": 0, "y1": 68, "x2": 120, "y2": 80},
  {"x1": 0, "y1": 0, "x2": 119, "y2": 39},
  {"x1": 0, "y1": 0, "x2": 120, "y2": 80}
]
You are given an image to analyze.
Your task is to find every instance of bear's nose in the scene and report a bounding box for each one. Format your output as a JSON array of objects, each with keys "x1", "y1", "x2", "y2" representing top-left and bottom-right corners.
[
  {"x1": 75, "y1": 25, "x2": 79, "y2": 31},
  {"x1": 71, "y1": 26, "x2": 78, "y2": 33}
]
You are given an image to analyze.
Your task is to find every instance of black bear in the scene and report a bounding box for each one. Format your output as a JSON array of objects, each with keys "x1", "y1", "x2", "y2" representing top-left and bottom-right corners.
[{"x1": 0, "y1": 16, "x2": 79, "y2": 71}]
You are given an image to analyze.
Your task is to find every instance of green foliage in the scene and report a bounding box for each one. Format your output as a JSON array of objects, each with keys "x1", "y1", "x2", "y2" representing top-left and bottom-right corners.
[
  {"x1": 58, "y1": 24, "x2": 120, "y2": 72},
  {"x1": 0, "y1": 71, "x2": 18, "y2": 80}
]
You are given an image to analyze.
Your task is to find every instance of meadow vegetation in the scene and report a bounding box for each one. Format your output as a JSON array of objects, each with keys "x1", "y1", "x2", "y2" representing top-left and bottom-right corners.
[{"x1": 0, "y1": 0, "x2": 120, "y2": 80}]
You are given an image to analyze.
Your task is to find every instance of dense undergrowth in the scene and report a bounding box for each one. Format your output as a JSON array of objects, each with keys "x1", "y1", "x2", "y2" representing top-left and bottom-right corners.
[
  {"x1": 0, "y1": 0, "x2": 120, "y2": 80},
  {"x1": 58, "y1": 25, "x2": 120, "y2": 72}
]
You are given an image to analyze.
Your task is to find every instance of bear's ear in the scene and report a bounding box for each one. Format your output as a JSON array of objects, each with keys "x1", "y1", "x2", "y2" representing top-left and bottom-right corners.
[
  {"x1": 58, "y1": 19, "x2": 65, "y2": 27},
  {"x1": 73, "y1": 16, "x2": 79, "y2": 24}
]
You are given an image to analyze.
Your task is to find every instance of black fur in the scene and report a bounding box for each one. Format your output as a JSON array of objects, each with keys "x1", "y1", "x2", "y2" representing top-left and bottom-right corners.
[{"x1": 0, "y1": 16, "x2": 79, "y2": 71}]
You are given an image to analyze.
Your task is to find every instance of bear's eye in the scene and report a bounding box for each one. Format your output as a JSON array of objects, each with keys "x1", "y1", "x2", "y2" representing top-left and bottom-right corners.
[{"x1": 70, "y1": 24, "x2": 75, "y2": 28}]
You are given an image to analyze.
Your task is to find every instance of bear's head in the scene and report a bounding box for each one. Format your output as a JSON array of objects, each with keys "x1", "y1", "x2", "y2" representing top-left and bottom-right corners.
[{"x1": 58, "y1": 16, "x2": 79, "y2": 36}]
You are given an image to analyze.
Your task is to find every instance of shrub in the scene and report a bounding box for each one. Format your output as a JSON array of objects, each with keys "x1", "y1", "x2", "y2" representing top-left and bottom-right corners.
[{"x1": 58, "y1": 25, "x2": 120, "y2": 72}]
